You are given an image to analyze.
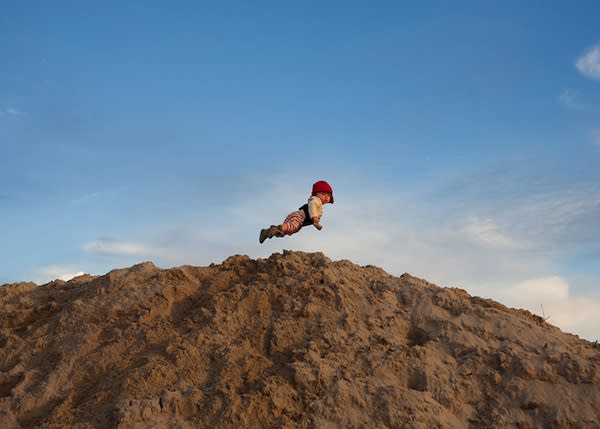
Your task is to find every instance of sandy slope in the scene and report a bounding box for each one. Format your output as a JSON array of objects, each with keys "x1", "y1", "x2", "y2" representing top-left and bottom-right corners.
[{"x1": 1, "y1": 251, "x2": 599, "y2": 428}]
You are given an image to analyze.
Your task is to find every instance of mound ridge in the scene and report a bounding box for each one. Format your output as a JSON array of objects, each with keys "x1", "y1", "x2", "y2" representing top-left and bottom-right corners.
[{"x1": 1, "y1": 251, "x2": 599, "y2": 428}]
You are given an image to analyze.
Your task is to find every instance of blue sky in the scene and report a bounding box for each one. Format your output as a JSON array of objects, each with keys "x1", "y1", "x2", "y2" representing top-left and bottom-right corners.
[{"x1": 2, "y1": 2, "x2": 600, "y2": 339}]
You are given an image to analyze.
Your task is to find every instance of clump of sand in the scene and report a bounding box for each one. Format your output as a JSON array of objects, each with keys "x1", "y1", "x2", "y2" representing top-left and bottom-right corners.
[{"x1": 1, "y1": 251, "x2": 599, "y2": 428}]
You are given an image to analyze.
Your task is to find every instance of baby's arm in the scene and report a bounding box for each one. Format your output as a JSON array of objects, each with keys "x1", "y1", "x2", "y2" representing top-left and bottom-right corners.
[{"x1": 308, "y1": 197, "x2": 324, "y2": 230}]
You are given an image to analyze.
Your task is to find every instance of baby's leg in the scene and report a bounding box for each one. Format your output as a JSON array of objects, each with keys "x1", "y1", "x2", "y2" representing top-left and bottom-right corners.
[{"x1": 281, "y1": 210, "x2": 305, "y2": 235}]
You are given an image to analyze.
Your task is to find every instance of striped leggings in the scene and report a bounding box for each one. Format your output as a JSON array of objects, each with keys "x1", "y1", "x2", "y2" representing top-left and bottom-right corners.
[{"x1": 281, "y1": 209, "x2": 306, "y2": 235}]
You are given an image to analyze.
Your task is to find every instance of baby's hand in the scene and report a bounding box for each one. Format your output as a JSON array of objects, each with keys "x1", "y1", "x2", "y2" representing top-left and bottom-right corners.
[{"x1": 312, "y1": 216, "x2": 323, "y2": 230}]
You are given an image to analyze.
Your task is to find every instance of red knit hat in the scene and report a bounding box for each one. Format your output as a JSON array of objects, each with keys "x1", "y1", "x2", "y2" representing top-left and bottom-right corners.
[{"x1": 311, "y1": 180, "x2": 334, "y2": 203}]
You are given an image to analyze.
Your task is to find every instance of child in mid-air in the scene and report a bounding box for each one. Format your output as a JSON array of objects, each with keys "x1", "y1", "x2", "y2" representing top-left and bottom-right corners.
[{"x1": 259, "y1": 180, "x2": 334, "y2": 243}]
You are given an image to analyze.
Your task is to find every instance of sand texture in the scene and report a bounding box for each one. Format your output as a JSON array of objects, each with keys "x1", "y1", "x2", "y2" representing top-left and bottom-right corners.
[{"x1": 1, "y1": 251, "x2": 599, "y2": 428}]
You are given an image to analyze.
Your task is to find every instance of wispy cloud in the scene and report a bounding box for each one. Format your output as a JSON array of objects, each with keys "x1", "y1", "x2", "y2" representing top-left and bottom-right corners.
[
  {"x1": 438, "y1": 161, "x2": 600, "y2": 251},
  {"x1": 509, "y1": 185, "x2": 600, "y2": 246},
  {"x1": 71, "y1": 192, "x2": 104, "y2": 205},
  {"x1": 462, "y1": 216, "x2": 528, "y2": 250},
  {"x1": 558, "y1": 89, "x2": 585, "y2": 110},
  {"x1": 576, "y1": 43, "x2": 600, "y2": 80},
  {"x1": 0, "y1": 107, "x2": 24, "y2": 117},
  {"x1": 84, "y1": 239, "x2": 158, "y2": 257}
]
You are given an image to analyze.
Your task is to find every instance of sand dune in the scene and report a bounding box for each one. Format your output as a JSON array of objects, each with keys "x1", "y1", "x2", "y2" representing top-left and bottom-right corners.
[{"x1": 1, "y1": 251, "x2": 599, "y2": 428}]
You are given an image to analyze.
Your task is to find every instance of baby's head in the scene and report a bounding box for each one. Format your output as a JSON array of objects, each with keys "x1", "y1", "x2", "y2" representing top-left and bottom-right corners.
[{"x1": 312, "y1": 180, "x2": 334, "y2": 204}]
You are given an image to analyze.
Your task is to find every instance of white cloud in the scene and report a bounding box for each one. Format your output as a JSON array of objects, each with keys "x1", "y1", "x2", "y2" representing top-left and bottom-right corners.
[
  {"x1": 558, "y1": 89, "x2": 585, "y2": 110},
  {"x1": 496, "y1": 276, "x2": 600, "y2": 341},
  {"x1": 84, "y1": 239, "x2": 158, "y2": 257},
  {"x1": 504, "y1": 276, "x2": 570, "y2": 303},
  {"x1": 576, "y1": 43, "x2": 600, "y2": 80},
  {"x1": 34, "y1": 265, "x2": 86, "y2": 283}
]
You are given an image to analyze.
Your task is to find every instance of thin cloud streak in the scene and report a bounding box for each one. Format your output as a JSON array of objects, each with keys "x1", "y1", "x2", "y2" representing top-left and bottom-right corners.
[
  {"x1": 462, "y1": 216, "x2": 528, "y2": 250},
  {"x1": 84, "y1": 239, "x2": 159, "y2": 257},
  {"x1": 0, "y1": 107, "x2": 24, "y2": 117},
  {"x1": 558, "y1": 89, "x2": 585, "y2": 110},
  {"x1": 504, "y1": 185, "x2": 600, "y2": 247}
]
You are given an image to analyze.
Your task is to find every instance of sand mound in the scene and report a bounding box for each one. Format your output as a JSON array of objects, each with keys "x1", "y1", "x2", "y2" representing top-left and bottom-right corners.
[{"x1": 1, "y1": 251, "x2": 599, "y2": 428}]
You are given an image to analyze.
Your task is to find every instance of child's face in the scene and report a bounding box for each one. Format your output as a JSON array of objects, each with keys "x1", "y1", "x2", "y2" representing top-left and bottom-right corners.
[{"x1": 316, "y1": 192, "x2": 332, "y2": 204}]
